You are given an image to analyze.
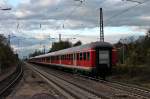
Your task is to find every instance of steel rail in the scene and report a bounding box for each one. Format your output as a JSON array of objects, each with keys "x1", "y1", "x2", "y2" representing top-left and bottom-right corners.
[
  {"x1": 0, "y1": 65, "x2": 23, "y2": 97},
  {"x1": 26, "y1": 63, "x2": 109, "y2": 99},
  {"x1": 38, "y1": 65, "x2": 150, "y2": 99},
  {"x1": 27, "y1": 63, "x2": 150, "y2": 99},
  {"x1": 77, "y1": 74, "x2": 150, "y2": 99}
]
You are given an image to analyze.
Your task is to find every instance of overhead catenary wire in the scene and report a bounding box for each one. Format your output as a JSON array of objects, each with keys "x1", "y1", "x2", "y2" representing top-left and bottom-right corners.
[
  {"x1": 61, "y1": 0, "x2": 84, "y2": 29},
  {"x1": 123, "y1": 0, "x2": 142, "y2": 4},
  {"x1": 105, "y1": 0, "x2": 150, "y2": 25},
  {"x1": 1, "y1": 0, "x2": 150, "y2": 32}
]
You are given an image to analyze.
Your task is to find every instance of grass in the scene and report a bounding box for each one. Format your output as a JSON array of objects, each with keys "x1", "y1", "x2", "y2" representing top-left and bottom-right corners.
[{"x1": 109, "y1": 64, "x2": 150, "y2": 89}]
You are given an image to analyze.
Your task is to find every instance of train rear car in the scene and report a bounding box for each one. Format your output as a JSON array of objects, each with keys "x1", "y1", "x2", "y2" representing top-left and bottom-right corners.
[{"x1": 29, "y1": 42, "x2": 113, "y2": 79}]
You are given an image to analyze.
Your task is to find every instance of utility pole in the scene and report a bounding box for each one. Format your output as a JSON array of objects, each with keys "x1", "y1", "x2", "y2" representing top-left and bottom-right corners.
[
  {"x1": 100, "y1": 8, "x2": 104, "y2": 42},
  {"x1": 123, "y1": 43, "x2": 125, "y2": 64},
  {"x1": 43, "y1": 45, "x2": 46, "y2": 54},
  {"x1": 8, "y1": 34, "x2": 11, "y2": 45},
  {"x1": 59, "y1": 34, "x2": 61, "y2": 42},
  {"x1": 121, "y1": 39, "x2": 126, "y2": 64}
]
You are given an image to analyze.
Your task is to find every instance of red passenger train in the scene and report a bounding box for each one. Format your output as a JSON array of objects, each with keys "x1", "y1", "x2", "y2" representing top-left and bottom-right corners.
[{"x1": 29, "y1": 41, "x2": 116, "y2": 79}]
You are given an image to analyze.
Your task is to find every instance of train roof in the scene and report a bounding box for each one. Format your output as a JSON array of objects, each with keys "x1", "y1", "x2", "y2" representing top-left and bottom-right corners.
[{"x1": 31, "y1": 41, "x2": 112, "y2": 59}]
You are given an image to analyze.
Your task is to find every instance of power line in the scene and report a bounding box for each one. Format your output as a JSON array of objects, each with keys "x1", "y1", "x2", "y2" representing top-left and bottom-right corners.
[
  {"x1": 61, "y1": 0, "x2": 85, "y2": 29},
  {"x1": 105, "y1": 0, "x2": 150, "y2": 25},
  {"x1": 123, "y1": 0, "x2": 142, "y2": 4}
]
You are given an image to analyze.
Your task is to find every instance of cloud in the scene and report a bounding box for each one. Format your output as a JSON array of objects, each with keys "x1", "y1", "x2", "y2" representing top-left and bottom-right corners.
[
  {"x1": 15, "y1": 10, "x2": 33, "y2": 18},
  {"x1": 0, "y1": 0, "x2": 149, "y2": 58},
  {"x1": 1, "y1": 0, "x2": 150, "y2": 30}
]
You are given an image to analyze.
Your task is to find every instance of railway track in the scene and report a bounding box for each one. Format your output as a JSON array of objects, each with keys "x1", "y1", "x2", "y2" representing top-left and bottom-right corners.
[
  {"x1": 0, "y1": 64, "x2": 23, "y2": 98},
  {"x1": 26, "y1": 62, "x2": 108, "y2": 99},
  {"x1": 78, "y1": 75, "x2": 150, "y2": 99},
  {"x1": 26, "y1": 63, "x2": 150, "y2": 99},
  {"x1": 103, "y1": 80, "x2": 150, "y2": 99}
]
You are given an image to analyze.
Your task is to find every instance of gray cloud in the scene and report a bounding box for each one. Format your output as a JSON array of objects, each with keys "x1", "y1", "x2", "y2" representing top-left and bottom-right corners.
[
  {"x1": 0, "y1": 0, "x2": 149, "y2": 58},
  {"x1": 0, "y1": 0, "x2": 150, "y2": 30}
]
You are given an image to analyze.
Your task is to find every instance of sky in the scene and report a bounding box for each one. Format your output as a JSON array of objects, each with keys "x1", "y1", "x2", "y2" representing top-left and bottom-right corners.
[{"x1": 0, "y1": 0, "x2": 150, "y2": 58}]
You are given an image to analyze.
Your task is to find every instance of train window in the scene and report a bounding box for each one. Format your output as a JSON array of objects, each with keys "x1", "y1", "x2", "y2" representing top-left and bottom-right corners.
[
  {"x1": 74, "y1": 53, "x2": 76, "y2": 60},
  {"x1": 71, "y1": 54, "x2": 73, "y2": 60},
  {"x1": 69, "y1": 54, "x2": 70, "y2": 60},
  {"x1": 67, "y1": 55, "x2": 69, "y2": 60},
  {"x1": 99, "y1": 50, "x2": 109, "y2": 66},
  {"x1": 87, "y1": 52, "x2": 90, "y2": 60},
  {"x1": 71, "y1": 54, "x2": 72, "y2": 60},
  {"x1": 67, "y1": 55, "x2": 68, "y2": 60},
  {"x1": 70, "y1": 54, "x2": 72, "y2": 60},
  {"x1": 77, "y1": 53, "x2": 79, "y2": 60},
  {"x1": 80, "y1": 53, "x2": 82, "y2": 60},
  {"x1": 83, "y1": 52, "x2": 86, "y2": 60},
  {"x1": 69, "y1": 54, "x2": 71, "y2": 60},
  {"x1": 46, "y1": 57, "x2": 48, "y2": 61}
]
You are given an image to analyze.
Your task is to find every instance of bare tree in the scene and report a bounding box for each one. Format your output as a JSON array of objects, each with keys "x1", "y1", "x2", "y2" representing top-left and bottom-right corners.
[{"x1": 147, "y1": 29, "x2": 150, "y2": 38}]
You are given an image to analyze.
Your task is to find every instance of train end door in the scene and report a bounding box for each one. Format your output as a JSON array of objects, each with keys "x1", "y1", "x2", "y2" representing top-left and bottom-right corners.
[{"x1": 96, "y1": 48, "x2": 112, "y2": 79}]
